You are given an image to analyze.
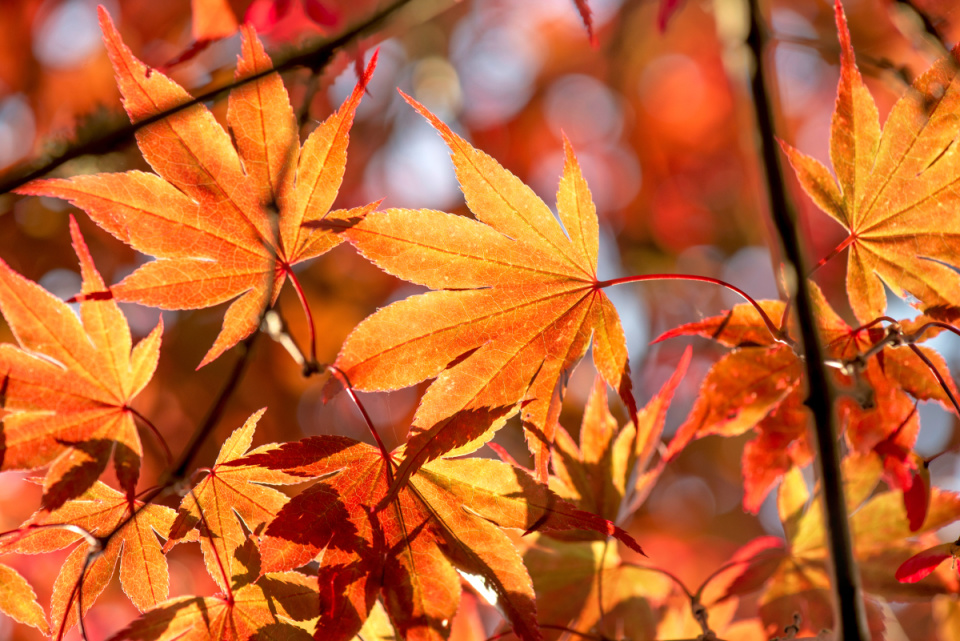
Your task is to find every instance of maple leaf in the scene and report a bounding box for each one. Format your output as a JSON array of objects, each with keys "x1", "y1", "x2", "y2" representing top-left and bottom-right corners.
[
  {"x1": 720, "y1": 455, "x2": 960, "y2": 635},
  {"x1": 328, "y1": 94, "x2": 634, "y2": 483},
  {"x1": 164, "y1": 410, "x2": 301, "y2": 591},
  {"x1": 228, "y1": 436, "x2": 643, "y2": 641},
  {"x1": 0, "y1": 216, "x2": 162, "y2": 510},
  {"x1": 550, "y1": 349, "x2": 689, "y2": 525},
  {"x1": 519, "y1": 536, "x2": 671, "y2": 641},
  {"x1": 659, "y1": 283, "x2": 956, "y2": 512},
  {"x1": 0, "y1": 562, "x2": 49, "y2": 635},
  {"x1": 0, "y1": 481, "x2": 177, "y2": 640},
  {"x1": 107, "y1": 570, "x2": 319, "y2": 641},
  {"x1": 896, "y1": 540, "x2": 960, "y2": 584},
  {"x1": 17, "y1": 9, "x2": 376, "y2": 367},
  {"x1": 781, "y1": 0, "x2": 960, "y2": 323}
]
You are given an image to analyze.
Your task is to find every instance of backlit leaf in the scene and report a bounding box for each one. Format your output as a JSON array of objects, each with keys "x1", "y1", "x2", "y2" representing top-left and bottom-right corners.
[
  {"x1": 782, "y1": 0, "x2": 960, "y2": 322},
  {"x1": 0, "y1": 216, "x2": 161, "y2": 509},
  {"x1": 230, "y1": 436, "x2": 643, "y2": 641},
  {"x1": 332, "y1": 98, "x2": 634, "y2": 482},
  {"x1": 17, "y1": 11, "x2": 376, "y2": 367},
  {"x1": 107, "y1": 571, "x2": 319, "y2": 641},
  {"x1": 0, "y1": 563, "x2": 49, "y2": 634},
  {"x1": 164, "y1": 410, "x2": 300, "y2": 590},
  {"x1": 2, "y1": 482, "x2": 176, "y2": 640}
]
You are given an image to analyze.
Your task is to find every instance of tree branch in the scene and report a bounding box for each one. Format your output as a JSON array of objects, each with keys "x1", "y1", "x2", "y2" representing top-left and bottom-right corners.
[
  {"x1": 0, "y1": 0, "x2": 425, "y2": 194},
  {"x1": 745, "y1": 0, "x2": 868, "y2": 639}
]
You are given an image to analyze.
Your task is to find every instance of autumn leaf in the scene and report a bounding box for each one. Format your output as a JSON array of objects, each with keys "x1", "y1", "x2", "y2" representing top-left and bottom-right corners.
[
  {"x1": 659, "y1": 282, "x2": 956, "y2": 511},
  {"x1": 1, "y1": 482, "x2": 177, "y2": 640},
  {"x1": 781, "y1": 0, "x2": 960, "y2": 323},
  {"x1": 0, "y1": 562, "x2": 49, "y2": 635},
  {"x1": 164, "y1": 410, "x2": 301, "y2": 591},
  {"x1": 935, "y1": 595, "x2": 960, "y2": 641},
  {"x1": 896, "y1": 541, "x2": 959, "y2": 584},
  {"x1": 721, "y1": 455, "x2": 960, "y2": 635},
  {"x1": 107, "y1": 570, "x2": 319, "y2": 641},
  {"x1": 329, "y1": 94, "x2": 634, "y2": 483},
  {"x1": 228, "y1": 435, "x2": 643, "y2": 641},
  {"x1": 519, "y1": 536, "x2": 671, "y2": 641},
  {"x1": 0, "y1": 216, "x2": 161, "y2": 510},
  {"x1": 550, "y1": 348, "x2": 689, "y2": 525},
  {"x1": 17, "y1": 9, "x2": 376, "y2": 367}
]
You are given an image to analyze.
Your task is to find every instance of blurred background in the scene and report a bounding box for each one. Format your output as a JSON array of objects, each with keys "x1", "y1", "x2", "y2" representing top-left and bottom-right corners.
[{"x1": 2, "y1": 0, "x2": 960, "y2": 638}]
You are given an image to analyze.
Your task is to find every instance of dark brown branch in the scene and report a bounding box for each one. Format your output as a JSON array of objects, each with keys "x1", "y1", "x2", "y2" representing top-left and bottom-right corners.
[
  {"x1": 0, "y1": 0, "x2": 423, "y2": 194},
  {"x1": 167, "y1": 330, "x2": 260, "y2": 483},
  {"x1": 745, "y1": 1, "x2": 868, "y2": 640}
]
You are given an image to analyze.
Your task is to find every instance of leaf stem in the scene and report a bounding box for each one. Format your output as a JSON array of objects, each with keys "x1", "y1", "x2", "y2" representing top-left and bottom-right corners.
[
  {"x1": 596, "y1": 273, "x2": 789, "y2": 345},
  {"x1": 189, "y1": 489, "x2": 234, "y2": 602},
  {"x1": 283, "y1": 265, "x2": 318, "y2": 366},
  {"x1": 258, "y1": 308, "x2": 393, "y2": 475},
  {"x1": 629, "y1": 563, "x2": 694, "y2": 601},
  {"x1": 903, "y1": 320, "x2": 960, "y2": 343},
  {"x1": 0, "y1": 522, "x2": 98, "y2": 547},
  {"x1": 906, "y1": 343, "x2": 960, "y2": 416},
  {"x1": 745, "y1": 0, "x2": 868, "y2": 638},
  {"x1": 326, "y1": 364, "x2": 395, "y2": 483},
  {"x1": 126, "y1": 406, "x2": 174, "y2": 466},
  {"x1": 808, "y1": 233, "x2": 857, "y2": 278}
]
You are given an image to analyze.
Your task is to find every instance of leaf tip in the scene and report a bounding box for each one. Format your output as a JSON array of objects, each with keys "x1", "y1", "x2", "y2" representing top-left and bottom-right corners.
[
  {"x1": 98, "y1": 4, "x2": 121, "y2": 45},
  {"x1": 834, "y1": 0, "x2": 855, "y2": 69},
  {"x1": 572, "y1": 0, "x2": 598, "y2": 47},
  {"x1": 895, "y1": 545, "x2": 951, "y2": 583}
]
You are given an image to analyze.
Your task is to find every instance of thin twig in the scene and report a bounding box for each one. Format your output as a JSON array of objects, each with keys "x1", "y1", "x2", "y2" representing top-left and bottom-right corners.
[
  {"x1": 745, "y1": 0, "x2": 868, "y2": 639},
  {"x1": 283, "y1": 266, "x2": 318, "y2": 366},
  {"x1": 167, "y1": 330, "x2": 260, "y2": 483},
  {"x1": 260, "y1": 309, "x2": 394, "y2": 476}
]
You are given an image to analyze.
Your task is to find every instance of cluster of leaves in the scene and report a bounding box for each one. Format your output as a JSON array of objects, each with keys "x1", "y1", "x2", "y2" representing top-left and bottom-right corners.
[{"x1": 3, "y1": 1, "x2": 960, "y2": 640}]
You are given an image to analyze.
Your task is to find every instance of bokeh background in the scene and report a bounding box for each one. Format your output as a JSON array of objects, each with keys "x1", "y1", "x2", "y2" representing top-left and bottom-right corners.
[{"x1": 2, "y1": 0, "x2": 960, "y2": 638}]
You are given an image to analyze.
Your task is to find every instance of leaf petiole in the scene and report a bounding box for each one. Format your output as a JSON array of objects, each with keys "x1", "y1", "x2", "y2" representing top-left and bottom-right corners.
[
  {"x1": 125, "y1": 406, "x2": 173, "y2": 466},
  {"x1": 282, "y1": 265, "x2": 318, "y2": 366},
  {"x1": 326, "y1": 364, "x2": 396, "y2": 484},
  {"x1": 596, "y1": 273, "x2": 790, "y2": 345}
]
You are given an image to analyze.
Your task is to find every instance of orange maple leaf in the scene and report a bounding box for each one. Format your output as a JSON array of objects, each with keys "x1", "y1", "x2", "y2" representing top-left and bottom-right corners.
[
  {"x1": 229, "y1": 436, "x2": 643, "y2": 641},
  {"x1": 0, "y1": 217, "x2": 162, "y2": 510},
  {"x1": 328, "y1": 94, "x2": 634, "y2": 482},
  {"x1": 18, "y1": 9, "x2": 376, "y2": 367},
  {"x1": 781, "y1": 0, "x2": 960, "y2": 323},
  {"x1": 0, "y1": 563, "x2": 49, "y2": 635},
  {"x1": 521, "y1": 536, "x2": 672, "y2": 641},
  {"x1": 659, "y1": 283, "x2": 955, "y2": 512},
  {"x1": 1, "y1": 482, "x2": 177, "y2": 640},
  {"x1": 164, "y1": 410, "x2": 301, "y2": 591},
  {"x1": 550, "y1": 350, "x2": 689, "y2": 525},
  {"x1": 107, "y1": 571, "x2": 319, "y2": 641},
  {"x1": 722, "y1": 457, "x2": 960, "y2": 634}
]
